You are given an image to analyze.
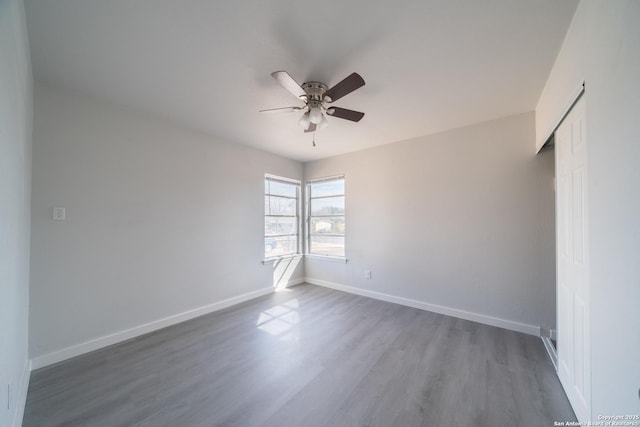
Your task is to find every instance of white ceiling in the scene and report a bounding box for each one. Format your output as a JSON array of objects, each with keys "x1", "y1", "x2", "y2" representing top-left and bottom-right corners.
[{"x1": 24, "y1": 0, "x2": 578, "y2": 162}]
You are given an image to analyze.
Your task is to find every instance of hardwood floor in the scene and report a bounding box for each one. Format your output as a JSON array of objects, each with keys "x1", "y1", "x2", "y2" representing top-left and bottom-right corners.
[{"x1": 23, "y1": 284, "x2": 576, "y2": 427}]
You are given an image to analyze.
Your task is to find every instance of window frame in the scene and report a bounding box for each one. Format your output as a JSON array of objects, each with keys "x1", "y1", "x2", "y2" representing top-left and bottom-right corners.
[
  {"x1": 306, "y1": 175, "x2": 346, "y2": 259},
  {"x1": 264, "y1": 174, "x2": 301, "y2": 260}
]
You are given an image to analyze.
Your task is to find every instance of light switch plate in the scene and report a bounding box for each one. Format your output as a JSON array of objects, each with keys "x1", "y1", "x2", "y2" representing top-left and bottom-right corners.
[{"x1": 53, "y1": 207, "x2": 65, "y2": 221}]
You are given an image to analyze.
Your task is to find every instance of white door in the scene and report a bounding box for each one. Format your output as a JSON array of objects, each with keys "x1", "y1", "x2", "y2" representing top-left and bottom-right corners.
[{"x1": 555, "y1": 96, "x2": 590, "y2": 422}]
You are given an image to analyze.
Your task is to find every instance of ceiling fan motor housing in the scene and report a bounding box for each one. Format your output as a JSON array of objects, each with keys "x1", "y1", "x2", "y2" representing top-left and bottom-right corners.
[{"x1": 302, "y1": 81, "x2": 330, "y2": 106}]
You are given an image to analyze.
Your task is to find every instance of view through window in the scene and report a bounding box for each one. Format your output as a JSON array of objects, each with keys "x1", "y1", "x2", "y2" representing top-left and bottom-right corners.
[
  {"x1": 264, "y1": 175, "x2": 300, "y2": 258},
  {"x1": 307, "y1": 176, "x2": 345, "y2": 257}
]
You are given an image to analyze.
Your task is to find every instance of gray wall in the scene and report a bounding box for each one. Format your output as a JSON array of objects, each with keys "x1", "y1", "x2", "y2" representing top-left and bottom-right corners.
[
  {"x1": 0, "y1": 0, "x2": 32, "y2": 425},
  {"x1": 305, "y1": 112, "x2": 557, "y2": 332},
  {"x1": 536, "y1": 0, "x2": 640, "y2": 415},
  {"x1": 29, "y1": 83, "x2": 303, "y2": 360}
]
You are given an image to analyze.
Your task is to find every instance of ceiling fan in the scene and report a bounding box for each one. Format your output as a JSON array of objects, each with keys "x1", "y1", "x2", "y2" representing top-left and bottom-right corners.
[{"x1": 260, "y1": 71, "x2": 365, "y2": 133}]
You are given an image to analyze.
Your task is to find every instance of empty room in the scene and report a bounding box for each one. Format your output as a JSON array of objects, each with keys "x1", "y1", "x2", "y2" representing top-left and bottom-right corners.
[{"x1": 2, "y1": 0, "x2": 639, "y2": 426}]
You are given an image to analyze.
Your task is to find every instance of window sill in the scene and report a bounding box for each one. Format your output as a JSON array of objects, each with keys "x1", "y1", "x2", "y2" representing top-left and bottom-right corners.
[
  {"x1": 305, "y1": 254, "x2": 348, "y2": 263},
  {"x1": 261, "y1": 254, "x2": 303, "y2": 265}
]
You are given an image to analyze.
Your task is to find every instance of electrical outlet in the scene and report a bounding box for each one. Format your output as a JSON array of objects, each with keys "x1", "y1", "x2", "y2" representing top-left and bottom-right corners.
[{"x1": 53, "y1": 207, "x2": 65, "y2": 221}]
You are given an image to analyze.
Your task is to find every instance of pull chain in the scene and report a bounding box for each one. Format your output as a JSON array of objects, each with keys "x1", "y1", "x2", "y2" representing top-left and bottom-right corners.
[{"x1": 312, "y1": 132, "x2": 316, "y2": 147}]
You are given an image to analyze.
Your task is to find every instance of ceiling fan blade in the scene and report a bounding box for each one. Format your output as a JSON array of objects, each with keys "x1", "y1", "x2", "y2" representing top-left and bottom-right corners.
[
  {"x1": 304, "y1": 123, "x2": 317, "y2": 133},
  {"x1": 271, "y1": 71, "x2": 307, "y2": 99},
  {"x1": 324, "y1": 73, "x2": 365, "y2": 103},
  {"x1": 259, "y1": 106, "x2": 304, "y2": 113},
  {"x1": 326, "y1": 107, "x2": 365, "y2": 122}
]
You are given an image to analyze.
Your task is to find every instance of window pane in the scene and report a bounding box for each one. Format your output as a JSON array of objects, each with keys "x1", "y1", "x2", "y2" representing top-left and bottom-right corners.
[
  {"x1": 309, "y1": 235, "x2": 344, "y2": 257},
  {"x1": 310, "y1": 179, "x2": 344, "y2": 198},
  {"x1": 265, "y1": 236, "x2": 297, "y2": 257},
  {"x1": 310, "y1": 216, "x2": 344, "y2": 235},
  {"x1": 310, "y1": 196, "x2": 344, "y2": 216},
  {"x1": 265, "y1": 175, "x2": 300, "y2": 259},
  {"x1": 265, "y1": 216, "x2": 297, "y2": 236},
  {"x1": 267, "y1": 180, "x2": 297, "y2": 197},
  {"x1": 266, "y1": 195, "x2": 296, "y2": 216}
]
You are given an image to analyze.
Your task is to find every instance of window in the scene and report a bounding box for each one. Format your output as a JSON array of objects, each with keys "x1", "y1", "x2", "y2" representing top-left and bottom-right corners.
[
  {"x1": 307, "y1": 175, "x2": 345, "y2": 257},
  {"x1": 264, "y1": 175, "x2": 300, "y2": 258}
]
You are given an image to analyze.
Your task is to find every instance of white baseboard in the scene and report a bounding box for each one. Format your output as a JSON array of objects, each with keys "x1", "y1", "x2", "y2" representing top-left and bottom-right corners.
[
  {"x1": 305, "y1": 277, "x2": 541, "y2": 337},
  {"x1": 30, "y1": 277, "x2": 541, "y2": 370},
  {"x1": 12, "y1": 359, "x2": 31, "y2": 427},
  {"x1": 542, "y1": 336, "x2": 558, "y2": 371},
  {"x1": 31, "y1": 286, "x2": 275, "y2": 370}
]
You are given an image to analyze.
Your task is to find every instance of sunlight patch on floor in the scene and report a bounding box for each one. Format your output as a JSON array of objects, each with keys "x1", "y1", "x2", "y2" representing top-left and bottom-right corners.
[{"x1": 256, "y1": 299, "x2": 300, "y2": 342}]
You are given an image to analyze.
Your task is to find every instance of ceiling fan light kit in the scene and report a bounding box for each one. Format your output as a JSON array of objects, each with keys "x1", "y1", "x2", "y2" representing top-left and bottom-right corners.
[
  {"x1": 262, "y1": 71, "x2": 366, "y2": 144},
  {"x1": 318, "y1": 114, "x2": 329, "y2": 130},
  {"x1": 309, "y1": 107, "x2": 323, "y2": 124},
  {"x1": 298, "y1": 112, "x2": 311, "y2": 128}
]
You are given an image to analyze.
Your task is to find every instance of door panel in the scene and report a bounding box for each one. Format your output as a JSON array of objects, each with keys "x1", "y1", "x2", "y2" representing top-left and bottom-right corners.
[
  {"x1": 572, "y1": 168, "x2": 585, "y2": 264},
  {"x1": 555, "y1": 96, "x2": 590, "y2": 422}
]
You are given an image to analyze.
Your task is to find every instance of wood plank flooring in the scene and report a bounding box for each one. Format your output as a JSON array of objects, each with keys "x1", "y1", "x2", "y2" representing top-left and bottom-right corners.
[{"x1": 23, "y1": 284, "x2": 576, "y2": 427}]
